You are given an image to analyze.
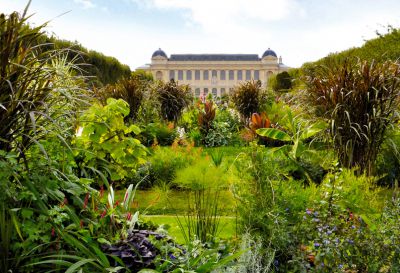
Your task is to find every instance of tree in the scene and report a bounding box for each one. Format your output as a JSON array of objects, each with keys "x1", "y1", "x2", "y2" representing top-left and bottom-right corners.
[{"x1": 274, "y1": 71, "x2": 293, "y2": 91}]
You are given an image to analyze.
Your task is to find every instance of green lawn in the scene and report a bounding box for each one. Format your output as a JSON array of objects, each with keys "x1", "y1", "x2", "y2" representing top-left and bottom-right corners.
[
  {"x1": 116, "y1": 189, "x2": 238, "y2": 215},
  {"x1": 143, "y1": 215, "x2": 238, "y2": 244}
]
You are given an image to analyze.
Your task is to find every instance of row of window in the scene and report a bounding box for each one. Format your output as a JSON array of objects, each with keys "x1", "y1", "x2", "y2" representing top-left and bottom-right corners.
[
  {"x1": 193, "y1": 87, "x2": 233, "y2": 97},
  {"x1": 169, "y1": 69, "x2": 260, "y2": 81}
]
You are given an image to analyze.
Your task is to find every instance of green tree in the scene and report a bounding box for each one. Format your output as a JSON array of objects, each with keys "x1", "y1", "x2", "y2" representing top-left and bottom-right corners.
[{"x1": 274, "y1": 71, "x2": 293, "y2": 91}]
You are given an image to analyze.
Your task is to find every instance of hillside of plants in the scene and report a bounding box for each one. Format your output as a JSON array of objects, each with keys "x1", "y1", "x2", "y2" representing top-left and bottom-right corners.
[{"x1": 1, "y1": 7, "x2": 400, "y2": 273}]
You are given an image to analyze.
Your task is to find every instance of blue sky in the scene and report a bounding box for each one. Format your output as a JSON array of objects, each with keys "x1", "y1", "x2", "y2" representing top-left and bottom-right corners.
[{"x1": 1, "y1": 0, "x2": 400, "y2": 69}]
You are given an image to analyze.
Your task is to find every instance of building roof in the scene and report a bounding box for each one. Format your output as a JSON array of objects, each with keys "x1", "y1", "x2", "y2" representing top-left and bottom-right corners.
[
  {"x1": 152, "y1": 48, "x2": 168, "y2": 58},
  {"x1": 169, "y1": 54, "x2": 260, "y2": 61},
  {"x1": 262, "y1": 48, "x2": 277, "y2": 58}
]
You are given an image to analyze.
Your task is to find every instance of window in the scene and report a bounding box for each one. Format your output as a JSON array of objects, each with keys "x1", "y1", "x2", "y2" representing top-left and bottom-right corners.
[
  {"x1": 204, "y1": 88, "x2": 209, "y2": 96},
  {"x1": 212, "y1": 70, "x2": 217, "y2": 77},
  {"x1": 220, "y1": 70, "x2": 226, "y2": 80},
  {"x1": 203, "y1": 70, "x2": 209, "y2": 80},
  {"x1": 254, "y1": 70, "x2": 260, "y2": 80},
  {"x1": 221, "y1": 88, "x2": 225, "y2": 95},
  {"x1": 156, "y1": 71, "x2": 163, "y2": 81},
  {"x1": 246, "y1": 70, "x2": 251, "y2": 80},
  {"x1": 229, "y1": 70, "x2": 234, "y2": 80},
  {"x1": 178, "y1": 70, "x2": 183, "y2": 80},
  {"x1": 195, "y1": 70, "x2": 200, "y2": 80},
  {"x1": 186, "y1": 70, "x2": 192, "y2": 80},
  {"x1": 237, "y1": 70, "x2": 243, "y2": 80},
  {"x1": 212, "y1": 88, "x2": 217, "y2": 97},
  {"x1": 169, "y1": 70, "x2": 175, "y2": 80},
  {"x1": 195, "y1": 88, "x2": 200, "y2": 97}
]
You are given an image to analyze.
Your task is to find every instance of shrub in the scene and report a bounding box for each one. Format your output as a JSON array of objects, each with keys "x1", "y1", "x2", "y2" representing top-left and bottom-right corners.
[
  {"x1": 157, "y1": 79, "x2": 192, "y2": 123},
  {"x1": 74, "y1": 98, "x2": 148, "y2": 182},
  {"x1": 230, "y1": 80, "x2": 266, "y2": 123},
  {"x1": 198, "y1": 101, "x2": 216, "y2": 143},
  {"x1": 273, "y1": 71, "x2": 293, "y2": 91},
  {"x1": 304, "y1": 58, "x2": 400, "y2": 175},
  {"x1": 97, "y1": 71, "x2": 153, "y2": 122},
  {"x1": 139, "y1": 122, "x2": 177, "y2": 147}
]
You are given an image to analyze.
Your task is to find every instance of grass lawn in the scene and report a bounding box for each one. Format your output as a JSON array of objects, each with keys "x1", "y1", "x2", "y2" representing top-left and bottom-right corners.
[
  {"x1": 143, "y1": 215, "x2": 238, "y2": 244},
  {"x1": 116, "y1": 189, "x2": 238, "y2": 215}
]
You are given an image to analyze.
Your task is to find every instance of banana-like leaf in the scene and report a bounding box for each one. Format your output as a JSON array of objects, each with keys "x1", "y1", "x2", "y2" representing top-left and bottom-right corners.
[
  {"x1": 300, "y1": 120, "x2": 327, "y2": 140},
  {"x1": 256, "y1": 128, "x2": 291, "y2": 142}
]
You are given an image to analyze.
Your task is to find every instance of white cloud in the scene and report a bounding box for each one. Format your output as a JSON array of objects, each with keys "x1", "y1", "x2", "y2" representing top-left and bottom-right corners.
[
  {"x1": 73, "y1": 0, "x2": 95, "y2": 9},
  {"x1": 136, "y1": 0, "x2": 304, "y2": 33}
]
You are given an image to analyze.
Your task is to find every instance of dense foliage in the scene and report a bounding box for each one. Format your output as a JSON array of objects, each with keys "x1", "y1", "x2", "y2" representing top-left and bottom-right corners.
[
  {"x1": 43, "y1": 36, "x2": 131, "y2": 86},
  {"x1": 304, "y1": 59, "x2": 400, "y2": 174},
  {"x1": 2, "y1": 6, "x2": 400, "y2": 273},
  {"x1": 230, "y1": 80, "x2": 265, "y2": 122}
]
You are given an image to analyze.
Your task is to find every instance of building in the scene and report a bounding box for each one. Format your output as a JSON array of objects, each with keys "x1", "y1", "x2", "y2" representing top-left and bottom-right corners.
[{"x1": 141, "y1": 48, "x2": 289, "y2": 97}]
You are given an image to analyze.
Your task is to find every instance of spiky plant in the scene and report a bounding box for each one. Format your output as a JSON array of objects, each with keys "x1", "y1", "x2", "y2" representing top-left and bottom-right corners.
[
  {"x1": 96, "y1": 71, "x2": 153, "y2": 122},
  {"x1": 0, "y1": 6, "x2": 86, "y2": 155},
  {"x1": 157, "y1": 79, "x2": 192, "y2": 123},
  {"x1": 305, "y1": 58, "x2": 400, "y2": 174},
  {"x1": 198, "y1": 101, "x2": 216, "y2": 144},
  {"x1": 230, "y1": 80, "x2": 264, "y2": 123}
]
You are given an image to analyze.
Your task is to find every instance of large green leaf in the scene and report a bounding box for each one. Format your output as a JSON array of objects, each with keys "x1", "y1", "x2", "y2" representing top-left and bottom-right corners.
[
  {"x1": 256, "y1": 128, "x2": 291, "y2": 142},
  {"x1": 300, "y1": 120, "x2": 327, "y2": 140}
]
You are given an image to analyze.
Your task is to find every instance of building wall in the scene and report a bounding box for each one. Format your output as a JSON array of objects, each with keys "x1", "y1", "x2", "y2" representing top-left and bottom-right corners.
[{"x1": 148, "y1": 55, "x2": 288, "y2": 97}]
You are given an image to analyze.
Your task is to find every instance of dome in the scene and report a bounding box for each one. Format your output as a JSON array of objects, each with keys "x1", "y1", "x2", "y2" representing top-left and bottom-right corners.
[
  {"x1": 262, "y1": 48, "x2": 277, "y2": 58},
  {"x1": 152, "y1": 48, "x2": 167, "y2": 58}
]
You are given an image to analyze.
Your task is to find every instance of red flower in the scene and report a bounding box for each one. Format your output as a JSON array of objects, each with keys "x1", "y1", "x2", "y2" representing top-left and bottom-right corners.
[
  {"x1": 83, "y1": 192, "x2": 89, "y2": 209},
  {"x1": 80, "y1": 220, "x2": 84, "y2": 228},
  {"x1": 126, "y1": 212, "x2": 132, "y2": 221},
  {"x1": 100, "y1": 209, "x2": 107, "y2": 218},
  {"x1": 115, "y1": 200, "x2": 120, "y2": 207},
  {"x1": 51, "y1": 227, "x2": 56, "y2": 237}
]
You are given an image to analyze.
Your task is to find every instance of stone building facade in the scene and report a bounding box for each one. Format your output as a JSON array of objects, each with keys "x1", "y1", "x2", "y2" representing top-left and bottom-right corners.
[{"x1": 141, "y1": 48, "x2": 289, "y2": 97}]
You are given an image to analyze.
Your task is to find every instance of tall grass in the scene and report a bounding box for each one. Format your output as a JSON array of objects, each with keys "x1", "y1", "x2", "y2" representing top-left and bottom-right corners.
[
  {"x1": 305, "y1": 58, "x2": 400, "y2": 174},
  {"x1": 177, "y1": 187, "x2": 222, "y2": 243}
]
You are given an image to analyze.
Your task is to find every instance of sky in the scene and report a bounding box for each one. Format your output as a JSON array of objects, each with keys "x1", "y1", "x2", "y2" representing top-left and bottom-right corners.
[{"x1": 1, "y1": 0, "x2": 399, "y2": 70}]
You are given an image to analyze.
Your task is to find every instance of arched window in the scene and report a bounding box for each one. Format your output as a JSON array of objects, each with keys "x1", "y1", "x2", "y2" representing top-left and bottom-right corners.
[
  {"x1": 237, "y1": 70, "x2": 243, "y2": 80},
  {"x1": 212, "y1": 88, "x2": 217, "y2": 97},
  {"x1": 229, "y1": 70, "x2": 234, "y2": 80},
  {"x1": 220, "y1": 88, "x2": 226, "y2": 95},
  {"x1": 254, "y1": 70, "x2": 260, "y2": 80},
  {"x1": 246, "y1": 70, "x2": 251, "y2": 80},
  {"x1": 178, "y1": 70, "x2": 183, "y2": 80},
  {"x1": 195, "y1": 70, "x2": 200, "y2": 80},
  {"x1": 169, "y1": 70, "x2": 175, "y2": 80},
  {"x1": 156, "y1": 71, "x2": 163, "y2": 81},
  {"x1": 186, "y1": 70, "x2": 192, "y2": 80},
  {"x1": 220, "y1": 70, "x2": 226, "y2": 80},
  {"x1": 195, "y1": 88, "x2": 200, "y2": 97},
  {"x1": 203, "y1": 70, "x2": 209, "y2": 80}
]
